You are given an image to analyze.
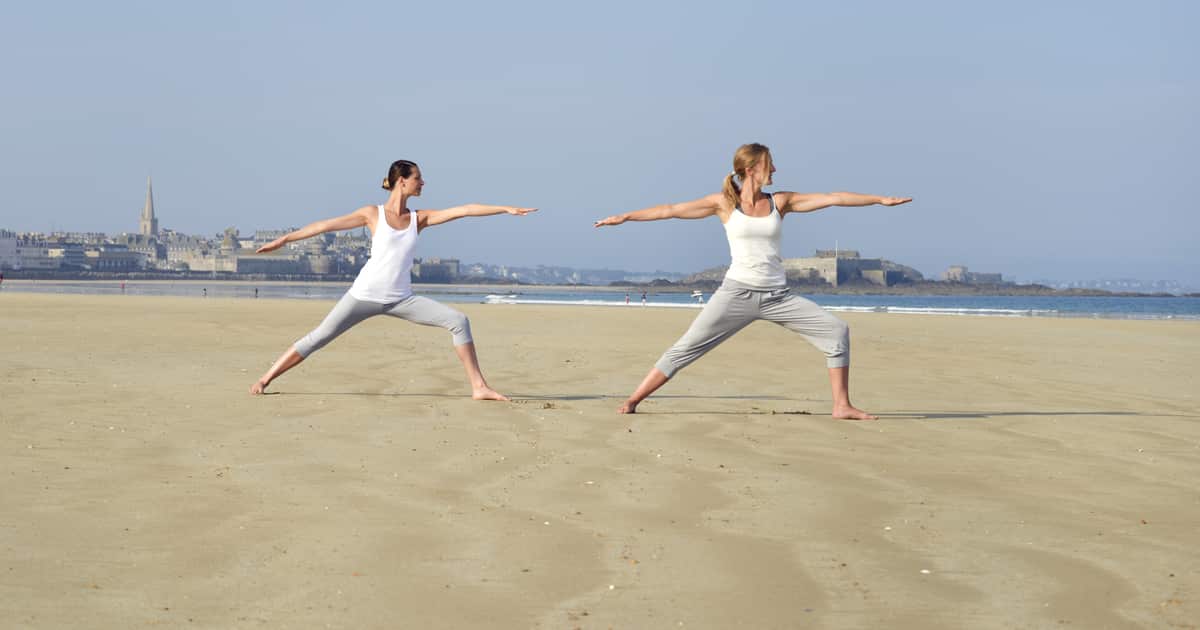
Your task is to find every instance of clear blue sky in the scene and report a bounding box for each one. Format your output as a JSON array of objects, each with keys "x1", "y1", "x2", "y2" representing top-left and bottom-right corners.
[{"x1": 2, "y1": 1, "x2": 1196, "y2": 284}]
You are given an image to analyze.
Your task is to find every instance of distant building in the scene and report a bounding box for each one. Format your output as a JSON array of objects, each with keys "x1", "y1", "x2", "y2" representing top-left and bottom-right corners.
[
  {"x1": 46, "y1": 232, "x2": 109, "y2": 245},
  {"x1": 0, "y1": 231, "x2": 17, "y2": 269},
  {"x1": 112, "y1": 233, "x2": 165, "y2": 268},
  {"x1": 814, "y1": 249, "x2": 860, "y2": 259},
  {"x1": 944, "y1": 265, "x2": 1006, "y2": 284},
  {"x1": 782, "y1": 250, "x2": 911, "y2": 287},
  {"x1": 234, "y1": 253, "x2": 308, "y2": 274},
  {"x1": 103, "y1": 178, "x2": 168, "y2": 268},
  {"x1": 163, "y1": 233, "x2": 211, "y2": 270},
  {"x1": 140, "y1": 177, "x2": 159, "y2": 237},
  {"x1": 254, "y1": 229, "x2": 293, "y2": 245},
  {"x1": 682, "y1": 248, "x2": 921, "y2": 287},
  {"x1": 85, "y1": 245, "x2": 146, "y2": 271},
  {"x1": 172, "y1": 229, "x2": 309, "y2": 274},
  {"x1": 944, "y1": 265, "x2": 967, "y2": 281},
  {"x1": 413, "y1": 257, "x2": 460, "y2": 283},
  {"x1": 299, "y1": 233, "x2": 332, "y2": 255},
  {"x1": 15, "y1": 240, "x2": 59, "y2": 270},
  {"x1": 47, "y1": 244, "x2": 88, "y2": 270}
]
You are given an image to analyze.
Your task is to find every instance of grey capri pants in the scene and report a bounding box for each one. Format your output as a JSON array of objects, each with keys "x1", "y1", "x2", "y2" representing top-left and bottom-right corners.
[
  {"x1": 654, "y1": 279, "x2": 849, "y2": 377},
  {"x1": 294, "y1": 292, "x2": 473, "y2": 358}
]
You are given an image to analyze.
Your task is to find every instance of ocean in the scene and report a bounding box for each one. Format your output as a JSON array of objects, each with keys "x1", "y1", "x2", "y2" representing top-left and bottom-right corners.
[{"x1": 3, "y1": 280, "x2": 1198, "y2": 320}]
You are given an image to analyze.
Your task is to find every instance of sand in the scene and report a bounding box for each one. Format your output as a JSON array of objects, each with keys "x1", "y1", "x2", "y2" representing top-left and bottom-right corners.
[{"x1": 1, "y1": 292, "x2": 1197, "y2": 629}]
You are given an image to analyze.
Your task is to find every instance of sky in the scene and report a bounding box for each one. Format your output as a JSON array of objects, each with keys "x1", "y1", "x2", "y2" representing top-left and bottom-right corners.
[{"x1": 1, "y1": 0, "x2": 1196, "y2": 285}]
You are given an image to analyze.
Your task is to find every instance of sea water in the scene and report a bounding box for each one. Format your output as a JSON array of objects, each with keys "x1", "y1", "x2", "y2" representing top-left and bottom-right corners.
[{"x1": 3, "y1": 280, "x2": 1198, "y2": 320}]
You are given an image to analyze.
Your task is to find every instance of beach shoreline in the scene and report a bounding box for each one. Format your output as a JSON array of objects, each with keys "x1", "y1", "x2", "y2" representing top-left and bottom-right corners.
[
  {"x1": 2, "y1": 276, "x2": 1192, "y2": 298},
  {"x1": 4, "y1": 278, "x2": 1198, "y2": 322}
]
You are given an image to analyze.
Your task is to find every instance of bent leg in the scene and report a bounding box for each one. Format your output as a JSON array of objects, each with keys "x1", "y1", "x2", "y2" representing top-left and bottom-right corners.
[
  {"x1": 385, "y1": 295, "x2": 473, "y2": 345},
  {"x1": 761, "y1": 292, "x2": 873, "y2": 419},
  {"x1": 386, "y1": 296, "x2": 505, "y2": 400},
  {"x1": 760, "y1": 292, "x2": 850, "y2": 368}
]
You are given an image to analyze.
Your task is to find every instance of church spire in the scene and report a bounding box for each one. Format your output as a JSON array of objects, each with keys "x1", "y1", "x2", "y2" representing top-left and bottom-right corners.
[{"x1": 140, "y1": 176, "x2": 158, "y2": 237}]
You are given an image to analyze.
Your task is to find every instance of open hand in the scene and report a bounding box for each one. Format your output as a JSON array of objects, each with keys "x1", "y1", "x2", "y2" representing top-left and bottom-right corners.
[
  {"x1": 256, "y1": 237, "x2": 287, "y2": 254},
  {"x1": 593, "y1": 214, "x2": 627, "y2": 228},
  {"x1": 507, "y1": 207, "x2": 538, "y2": 216},
  {"x1": 880, "y1": 197, "x2": 912, "y2": 206}
]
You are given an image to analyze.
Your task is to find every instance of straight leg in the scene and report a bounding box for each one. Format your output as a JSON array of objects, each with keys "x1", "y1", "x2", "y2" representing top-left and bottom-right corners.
[{"x1": 250, "y1": 292, "x2": 379, "y2": 394}]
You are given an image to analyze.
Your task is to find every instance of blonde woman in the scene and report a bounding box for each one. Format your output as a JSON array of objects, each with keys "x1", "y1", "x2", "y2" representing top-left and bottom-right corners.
[
  {"x1": 250, "y1": 159, "x2": 535, "y2": 399},
  {"x1": 594, "y1": 143, "x2": 911, "y2": 418}
]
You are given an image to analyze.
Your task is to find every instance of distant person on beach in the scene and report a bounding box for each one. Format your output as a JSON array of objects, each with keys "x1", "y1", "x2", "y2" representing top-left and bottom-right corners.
[
  {"x1": 594, "y1": 143, "x2": 911, "y2": 418},
  {"x1": 249, "y1": 159, "x2": 536, "y2": 399},
  {"x1": 641, "y1": 291, "x2": 647, "y2": 306}
]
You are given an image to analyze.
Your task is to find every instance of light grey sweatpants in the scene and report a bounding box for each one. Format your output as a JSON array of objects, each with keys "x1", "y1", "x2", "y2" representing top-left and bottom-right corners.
[
  {"x1": 294, "y1": 292, "x2": 473, "y2": 358},
  {"x1": 654, "y1": 279, "x2": 850, "y2": 377}
]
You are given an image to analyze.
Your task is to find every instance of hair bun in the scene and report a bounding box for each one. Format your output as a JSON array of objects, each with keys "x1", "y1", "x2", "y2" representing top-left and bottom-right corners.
[{"x1": 381, "y1": 177, "x2": 392, "y2": 191}]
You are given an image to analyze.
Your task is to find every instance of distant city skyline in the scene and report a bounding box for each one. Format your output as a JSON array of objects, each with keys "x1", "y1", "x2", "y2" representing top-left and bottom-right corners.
[
  {"x1": 1, "y1": 2, "x2": 1195, "y2": 286},
  {"x1": 4, "y1": 182, "x2": 1192, "y2": 288},
  {"x1": 0, "y1": 171, "x2": 1163, "y2": 286},
  {"x1": 5, "y1": 213, "x2": 1194, "y2": 293}
]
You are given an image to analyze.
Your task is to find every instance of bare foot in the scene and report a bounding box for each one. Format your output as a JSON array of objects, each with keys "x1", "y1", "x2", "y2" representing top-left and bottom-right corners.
[
  {"x1": 833, "y1": 405, "x2": 877, "y2": 421},
  {"x1": 249, "y1": 380, "x2": 269, "y2": 395},
  {"x1": 617, "y1": 400, "x2": 639, "y2": 414},
  {"x1": 472, "y1": 386, "x2": 510, "y2": 402}
]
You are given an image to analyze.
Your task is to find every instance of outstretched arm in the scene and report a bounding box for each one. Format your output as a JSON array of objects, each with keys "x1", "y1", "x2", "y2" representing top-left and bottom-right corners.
[
  {"x1": 418, "y1": 204, "x2": 537, "y2": 230},
  {"x1": 256, "y1": 206, "x2": 373, "y2": 253},
  {"x1": 777, "y1": 191, "x2": 911, "y2": 215},
  {"x1": 593, "y1": 194, "x2": 722, "y2": 227}
]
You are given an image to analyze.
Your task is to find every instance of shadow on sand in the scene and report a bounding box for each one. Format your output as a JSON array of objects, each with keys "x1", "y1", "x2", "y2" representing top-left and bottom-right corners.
[
  {"x1": 878, "y1": 410, "x2": 1156, "y2": 420},
  {"x1": 266, "y1": 392, "x2": 794, "y2": 403},
  {"x1": 259, "y1": 395, "x2": 1181, "y2": 421}
]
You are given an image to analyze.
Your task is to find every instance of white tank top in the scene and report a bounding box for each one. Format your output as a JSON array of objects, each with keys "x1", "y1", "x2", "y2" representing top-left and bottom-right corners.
[
  {"x1": 723, "y1": 192, "x2": 786, "y2": 288},
  {"x1": 348, "y1": 205, "x2": 418, "y2": 303}
]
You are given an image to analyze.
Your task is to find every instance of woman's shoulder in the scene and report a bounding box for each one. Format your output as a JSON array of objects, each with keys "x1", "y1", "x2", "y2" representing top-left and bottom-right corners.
[
  {"x1": 706, "y1": 192, "x2": 735, "y2": 217},
  {"x1": 768, "y1": 191, "x2": 808, "y2": 215},
  {"x1": 351, "y1": 204, "x2": 379, "y2": 227}
]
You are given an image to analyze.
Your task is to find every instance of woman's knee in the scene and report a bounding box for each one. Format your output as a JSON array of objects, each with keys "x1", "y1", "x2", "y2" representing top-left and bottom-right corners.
[
  {"x1": 448, "y1": 311, "x2": 470, "y2": 334},
  {"x1": 446, "y1": 311, "x2": 473, "y2": 345},
  {"x1": 821, "y1": 317, "x2": 850, "y2": 360},
  {"x1": 294, "y1": 332, "x2": 323, "y2": 358}
]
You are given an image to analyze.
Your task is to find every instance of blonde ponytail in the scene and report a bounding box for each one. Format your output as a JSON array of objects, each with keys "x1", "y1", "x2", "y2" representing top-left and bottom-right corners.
[{"x1": 722, "y1": 172, "x2": 741, "y2": 209}]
